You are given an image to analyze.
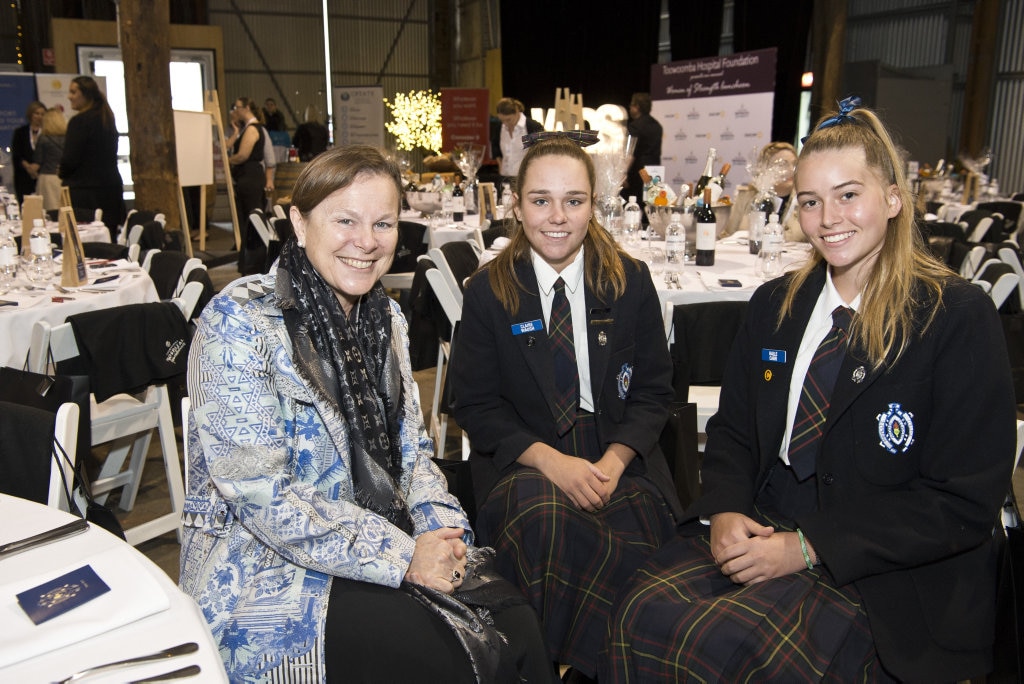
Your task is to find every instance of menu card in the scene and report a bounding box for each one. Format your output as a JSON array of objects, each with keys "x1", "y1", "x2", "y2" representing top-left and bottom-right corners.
[
  {"x1": 20, "y1": 194, "x2": 43, "y2": 249},
  {"x1": 59, "y1": 208, "x2": 86, "y2": 287}
]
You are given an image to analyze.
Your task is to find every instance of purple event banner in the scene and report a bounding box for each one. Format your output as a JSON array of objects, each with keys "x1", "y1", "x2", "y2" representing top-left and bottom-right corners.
[{"x1": 651, "y1": 48, "x2": 777, "y2": 101}]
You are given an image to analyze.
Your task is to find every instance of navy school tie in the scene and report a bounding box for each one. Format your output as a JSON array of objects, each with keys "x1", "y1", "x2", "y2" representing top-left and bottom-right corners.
[
  {"x1": 787, "y1": 306, "x2": 854, "y2": 481},
  {"x1": 549, "y1": 278, "x2": 578, "y2": 437}
]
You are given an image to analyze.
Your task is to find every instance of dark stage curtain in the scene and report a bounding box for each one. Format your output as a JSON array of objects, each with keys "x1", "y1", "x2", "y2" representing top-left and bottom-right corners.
[
  {"x1": 668, "y1": 0, "x2": 724, "y2": 61},
  {"x1": 499, "y1": 1, "x2": 661, "y2": 116},
  {"x1": 732, "y1": 0, "x2": 813, "y2": 145}
]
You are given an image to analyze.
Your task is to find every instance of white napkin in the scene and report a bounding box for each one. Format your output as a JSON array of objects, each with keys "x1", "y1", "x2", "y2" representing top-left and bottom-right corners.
[{"x1": 0, "y1": 547, "x2": 170, "y2": 668}]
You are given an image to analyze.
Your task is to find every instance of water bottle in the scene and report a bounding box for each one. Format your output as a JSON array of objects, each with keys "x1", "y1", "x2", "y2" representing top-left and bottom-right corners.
[
  {"x1": 748, "y1": 210, "x2": 766, "y2": 255},
  {"x1": 623, "y1": 195, "x2": 642, "y2": 243},
  {"x1": 665, "y1": 209, "x2": 686, "y2": 274},
  {"x1": 6, "y1": 198, "x2": 19, "y2": 222},
  {"x1": 26, "y1": 218, "x2": 53, "y2": 284},
  {"x1": 0, "y1": 229, "x2": 17, "y2": 294},
  {"x1": 757, "y1": 213, "x2": 784, "y2": 280}
]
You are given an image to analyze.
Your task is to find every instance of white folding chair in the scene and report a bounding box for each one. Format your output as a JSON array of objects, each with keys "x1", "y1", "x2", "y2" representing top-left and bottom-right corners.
[
  {"x1": 960, "y1": 245, "x2": 988, "y2": 280},
  {"x1": 50, "y1": 402, "x2": 80, "y2": 511},
  {"x1": 998, "y1": 244, "x2": 1024, "y2": 309},
  {"x1": 27, "y1": 301, "x2": 190, "y2": 546},
  {"x1": 272, "y1": 204, "x2": 287, "y2": 221},
  {"x1": 425, "y1": 267, "x2": 468, "y2": 459},
  {"x1": 181, "y1": 396, "x2": 192, "y2": 495},
  {"x1": 176, "y1": 258, "x2": 206, "y2": 299},
  {"x1": 973, "y1": 259, "x2": 1020, "y2": 310},
  {"x1": 428, "y1": 247, "x2": 466, "y2": 307},
  {"x1": 249, "y1": 210, "x2": 275, "y2": 249}
]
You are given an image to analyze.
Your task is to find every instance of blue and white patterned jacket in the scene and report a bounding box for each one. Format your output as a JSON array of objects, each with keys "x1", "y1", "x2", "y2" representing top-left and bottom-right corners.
[{"x1": 179, "y1": 274, "x2": 471, "y2": 682}]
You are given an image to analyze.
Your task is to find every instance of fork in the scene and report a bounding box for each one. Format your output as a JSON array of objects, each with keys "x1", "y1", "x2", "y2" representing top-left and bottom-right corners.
[{"x1": 694, "y1": 271, "x2": 710, "y2": 292}]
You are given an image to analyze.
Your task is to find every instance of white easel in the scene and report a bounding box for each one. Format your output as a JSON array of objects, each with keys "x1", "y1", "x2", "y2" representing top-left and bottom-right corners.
[{"x1": 173, "y1": 91, "x2": 241, "y2": 255}]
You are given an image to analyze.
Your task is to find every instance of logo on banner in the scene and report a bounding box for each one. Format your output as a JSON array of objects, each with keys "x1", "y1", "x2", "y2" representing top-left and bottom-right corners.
[
  {"x1": 720, "y1": 129, "x2": 735, "y2": 141},
  {"x1": 674, "y1": 129, "x2": 687, "y2": 141},
  {"x1": 687, "y1": 108, "x2": 700, "y2": 120},
  {"x1": 735, "y1": 104, "x2": 750, "y2": 118}
]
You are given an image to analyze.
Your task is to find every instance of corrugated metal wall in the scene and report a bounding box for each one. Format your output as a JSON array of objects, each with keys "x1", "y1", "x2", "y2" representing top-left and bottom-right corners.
[
  {"x1": 207, "y1": 0, "x2": 435, "y2": 129},
  {"x1": 847, "y1": 0, "x2": 1024, "y2": 194},
  {"x1": 991, "y1": 0, "x2": 1024, "y2": 195}
]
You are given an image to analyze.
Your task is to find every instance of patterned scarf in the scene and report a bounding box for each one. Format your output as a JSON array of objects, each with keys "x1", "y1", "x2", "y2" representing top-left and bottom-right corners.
[{"x1": 277, "y1": 238, "x2": 413, "y2": 534}]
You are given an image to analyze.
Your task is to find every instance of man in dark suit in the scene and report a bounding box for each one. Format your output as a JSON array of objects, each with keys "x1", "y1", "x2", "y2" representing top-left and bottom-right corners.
[
  {"x1": 10, "y1": 101, "x2": 45, "y2": 205},
  {"x1": 623, "y1": 92, "x2": 662, "y2": 204}
]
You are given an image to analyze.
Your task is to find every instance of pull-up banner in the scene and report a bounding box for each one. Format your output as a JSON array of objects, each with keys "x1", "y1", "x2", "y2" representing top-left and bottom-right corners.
[{"x1": 651, "y1": 47, "x2": 777, "y2": 192}]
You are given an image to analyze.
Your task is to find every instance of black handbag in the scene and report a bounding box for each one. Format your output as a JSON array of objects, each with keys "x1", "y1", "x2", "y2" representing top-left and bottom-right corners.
[
  {"x1": 0, "y1": 362, "x2": 91, "y2": 467},
  {"x1": 991, "y1": 483, "x2": 1024, "y2": 682},
  {"x1": 51, "y1": 435, "x2": 126, "y2": 541}
]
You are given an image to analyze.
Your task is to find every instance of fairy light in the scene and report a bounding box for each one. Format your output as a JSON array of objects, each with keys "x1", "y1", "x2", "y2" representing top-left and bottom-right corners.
[{"x1": 384, "y1": 90, "x2": 443, "y2": 155}]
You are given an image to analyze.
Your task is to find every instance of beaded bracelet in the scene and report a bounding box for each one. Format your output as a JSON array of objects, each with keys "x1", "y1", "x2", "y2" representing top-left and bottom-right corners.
[{"x1": 797, "y1": 528, "x2": 815, "y2": 570}]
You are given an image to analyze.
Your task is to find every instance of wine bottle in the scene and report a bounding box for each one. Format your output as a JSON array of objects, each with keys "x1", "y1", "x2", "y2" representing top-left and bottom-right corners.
[
  {"x1": 452, "y1": 182, "x2": 465, "y2": 223},
  {"x1": 693, "y1": 147, "x2": 717, "y2": 199},
  {"x1": 694, "y1": 188, "x2": 716, "y2": 266},
  {"x1": 716, "y1": 162, "x2": 732, "y2": 188}
]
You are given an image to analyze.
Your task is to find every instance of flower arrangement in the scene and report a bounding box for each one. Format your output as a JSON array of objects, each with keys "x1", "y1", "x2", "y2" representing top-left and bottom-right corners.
[{"x1": 384, "y1": 90, "x2": 443, "y2": 155}]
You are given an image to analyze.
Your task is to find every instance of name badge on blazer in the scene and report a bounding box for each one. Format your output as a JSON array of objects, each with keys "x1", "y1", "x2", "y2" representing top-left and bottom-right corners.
[
  {"x1": 762, "y1": 348, "x2": 787, "y2": 363},
  {"x1": 512, "y1": 319, "x2": 543, "y2": 336}
]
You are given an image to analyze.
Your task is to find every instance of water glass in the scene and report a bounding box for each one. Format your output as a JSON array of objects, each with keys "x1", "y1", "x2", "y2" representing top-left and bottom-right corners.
[{"x1": 644, "y1": 243, "x2": 667, "y2": 280}]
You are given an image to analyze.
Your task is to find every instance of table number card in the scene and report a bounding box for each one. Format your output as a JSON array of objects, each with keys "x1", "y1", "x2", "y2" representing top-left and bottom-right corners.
[
  {"x1": 60, "y1": 186, "x2": 72, "y2": 210},
  {"x1": 59, "y1": 207, "x2": 87, "y2": 287}
]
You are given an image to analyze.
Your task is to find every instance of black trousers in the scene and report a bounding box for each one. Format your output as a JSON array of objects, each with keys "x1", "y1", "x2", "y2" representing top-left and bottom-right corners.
[{"x1": 324, "y1": 577, "x2": 558, "y2": 683}]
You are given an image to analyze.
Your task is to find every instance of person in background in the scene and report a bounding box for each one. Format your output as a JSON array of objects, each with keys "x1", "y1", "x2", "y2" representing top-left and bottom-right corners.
[
  {"x1": 623, "y1": 93, "x2": 662, "y2": 205},
  {"x1": 450, "y1": 136, "x2": 682, "y2": 681},
  {"x1": 180, "y1": 144, "x2": 556, "y2": 684},
  {"x1": 292, "y1": 106, "x2": 330, "y2": 162},
  {"x1": 226, "y1": 96, "x2": 267, "y2": 274},
  {"x1": 60, "y1": 76, "x2": 124, "y2": 239},
  {"x1": 34, "y1": 108, "x2": 67, "y2": 213},
  {"x1": 602, "y1": 100, "x2": 1016, "y2": 683},
  {"x1": 726, "y1": 141, "x2": 806, "y2": 242},
  {"x1": 10, "y1": 101, "x2": 45, "y2": 206},
  {"x1": 262, "y1": 97, "x2": 286, "y2": 131},
  {"x1": 491, "y1": 97, "x2": 544, "y2": 185}
]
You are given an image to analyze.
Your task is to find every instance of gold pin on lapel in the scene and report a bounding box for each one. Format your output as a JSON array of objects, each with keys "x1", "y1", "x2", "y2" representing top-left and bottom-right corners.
[
  {"x1": 852, "y1": 366, "x2": 866, "y2": 383},
  {"x1": 764, "y1": 369, "x2": 773, "y2": 382}
]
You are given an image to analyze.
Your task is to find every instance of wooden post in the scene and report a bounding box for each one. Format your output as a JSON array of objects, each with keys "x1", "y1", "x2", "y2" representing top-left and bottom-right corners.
[{"x1": 118, "y1": 0, "x2": 181, "y2": 230}]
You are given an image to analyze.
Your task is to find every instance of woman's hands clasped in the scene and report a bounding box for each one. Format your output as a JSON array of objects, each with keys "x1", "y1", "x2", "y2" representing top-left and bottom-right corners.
[
  {"x1": 709, "y1": 512, "x2": 809, "y2": 585},
  {"x1": 404, "y1": 527, "x2": 468, "y2": 594}
]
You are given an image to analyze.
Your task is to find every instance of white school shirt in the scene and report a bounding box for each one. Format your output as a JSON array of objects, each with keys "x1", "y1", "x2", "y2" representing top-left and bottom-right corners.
[
  {"x1": 778, "y1": 269, "x2": 861, "y2": 465},
  {"x1": 499, "y1": 113, "x2": 529, "y2": 177},
  {"x1": 531, "y1": 246, "x2": 594, "y2": 412}
]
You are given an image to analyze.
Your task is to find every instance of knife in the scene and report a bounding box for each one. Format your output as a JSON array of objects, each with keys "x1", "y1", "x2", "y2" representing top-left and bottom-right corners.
[
  {"x1": 0, "y1": 518, "x2": 89, "y2": 559},
  {"x1": 129, "y1": 665, "x2": 202, "y2": 682}
]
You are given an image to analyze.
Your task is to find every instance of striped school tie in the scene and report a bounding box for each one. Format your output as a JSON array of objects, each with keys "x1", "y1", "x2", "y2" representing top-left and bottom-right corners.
[
  {"x1": 549, "y1": 278, "x2": 578, "y2": 436},
  {"x1": 788, "y1": 306, "x2": 853, "y2": 481}
]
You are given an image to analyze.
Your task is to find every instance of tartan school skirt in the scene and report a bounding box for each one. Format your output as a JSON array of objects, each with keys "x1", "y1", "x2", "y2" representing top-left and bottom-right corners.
[
  {"x1": 601, "y1": 527, "x2": 896, "y2": 683},
  {"x1": 474, "y1": 411, "x2": 678, "y2": 677}
]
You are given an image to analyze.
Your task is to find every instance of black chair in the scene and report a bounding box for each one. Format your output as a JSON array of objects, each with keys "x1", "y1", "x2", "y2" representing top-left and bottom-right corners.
[
  {"x1": 977, "y1": 201, "x2": 1022, "y2": 237},
  {"x1": 82, "y1": 242, "x2": 129, "y2": 261},
  {"x1": 960, "y1": 209, "x2": 1007, "y2": 243},
  {"x1": 922, "y1": 220, "x2": 966, "y2": 241},
  {"x1": 0, "y1": 400, "x2": 78, "y2": 510}
]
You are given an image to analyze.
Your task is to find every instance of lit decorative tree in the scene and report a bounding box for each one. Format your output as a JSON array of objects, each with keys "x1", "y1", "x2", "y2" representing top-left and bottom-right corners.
[{"x1": 384, "y1": 90, "x2": 443, "y2": 155}]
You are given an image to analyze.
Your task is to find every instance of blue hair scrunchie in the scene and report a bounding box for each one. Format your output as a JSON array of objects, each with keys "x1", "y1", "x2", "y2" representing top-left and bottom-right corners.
[{"x1": 801, "y1": 96, "x2": 862, "y2": 143}]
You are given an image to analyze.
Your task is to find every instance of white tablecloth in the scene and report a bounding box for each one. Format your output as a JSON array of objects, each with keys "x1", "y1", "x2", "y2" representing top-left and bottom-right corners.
[
  {"x1": 626, "y1": 237, "x2": 813, "y2": 309},
  {"x1": 400, "y1": 212, "x2": 482, "y2": 250},
  {"x1": 0, "y1": 494, "x2": 227, "y2": 682},
  {"x1": 0, "y1": 260, "x2": 158, "y2": 368}
]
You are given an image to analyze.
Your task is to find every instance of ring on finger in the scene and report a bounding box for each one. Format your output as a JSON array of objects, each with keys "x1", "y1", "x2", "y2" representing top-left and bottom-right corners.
[{"x1": 451, "y1": 569, "x2": 462, "y2": 583}]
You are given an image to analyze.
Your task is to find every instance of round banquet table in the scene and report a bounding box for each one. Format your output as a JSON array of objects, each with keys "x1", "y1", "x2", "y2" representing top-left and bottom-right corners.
[
  {"x1": 0, "y1": 259, "x2": 158, "y2": 368},
  {"x1": 0, "y1": 494, "x2": 227, "y2": 682}
]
